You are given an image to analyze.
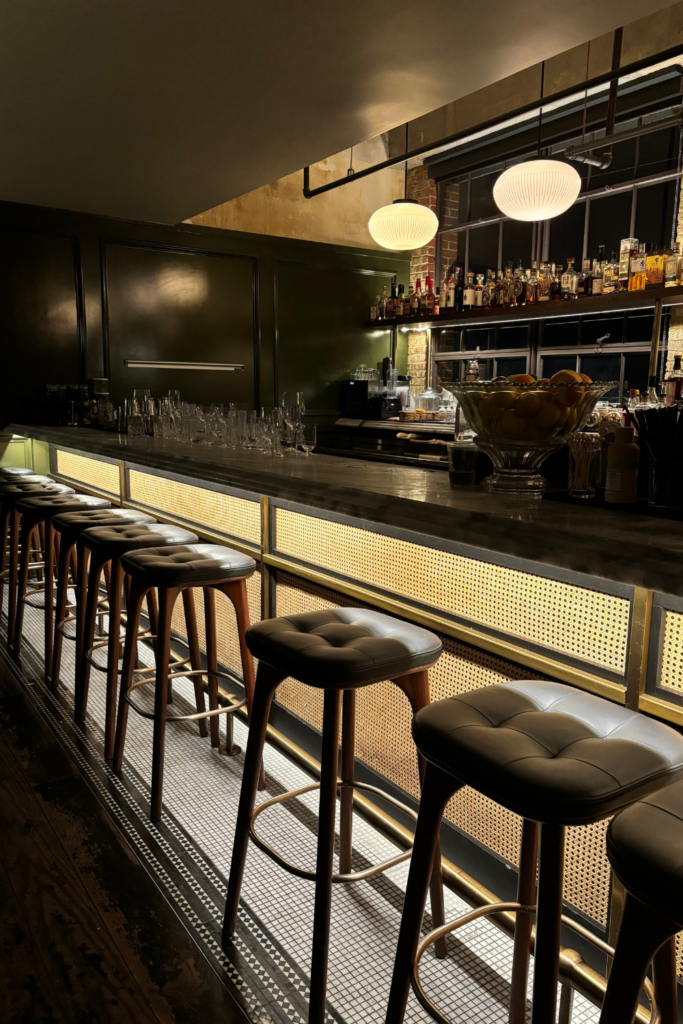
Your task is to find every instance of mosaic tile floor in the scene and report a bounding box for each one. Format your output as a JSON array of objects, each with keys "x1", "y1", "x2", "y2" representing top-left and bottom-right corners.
[{"x1": 2, "y1": 584, "x2": 601, "y2": 1024}]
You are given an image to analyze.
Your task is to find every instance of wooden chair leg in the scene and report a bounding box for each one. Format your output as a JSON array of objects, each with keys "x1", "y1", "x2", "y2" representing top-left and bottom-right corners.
[
  {"x1": 104, "y1": 558, "x2": 124, "y2": 759},
  {"x1": 12, "y1": 517, "x2": 35, "y2": 656},
  {"x1": 385, "y1": 762, "x2": 461, "y2": 1024},
  {"x1": 150, "y1": 587, "x2": 179, "y2": 822},
  {"x1": 181, "y1": 587, "x2": 207, "y2": 735},
  {"x1": 222, "y1": 577, "x2": 264, "y2": 788},
  {"x1": 530, "y1": 823, "x2": 565, "y2": 1024},
  {"x1": 113, "y1": 580, "x2": 150, "y2": 774},
  {"x1": 600, "y1": 893, "x2": 680, "y2": 1024},
  {"x1": 75, "y1": 554, "x2": 107, "y2": 723},
  {"x1": 509, "y1": 819, "x2": 539, "y2": 1024},
  {"x1": 203, "y1": 587, "x2": 220, "y2": 748},
  {"x1": 50, "y1": 536, "x2": 74, "y2": 689},
  {"x1": 42, "y1": 520, "x2": 55, "y2": 677},
  {"x1": 395, "y1": 669, "x2": 447, "y2": 958},
  {"x1": 7, "y1": 509, "x2": 20, "y2": 645},
  {"x1": 223, "y1": 662, "x2": 285, "y2": 943},
  {"x1": 338, "y1": 688, "x2": 355, "y2": 875}
]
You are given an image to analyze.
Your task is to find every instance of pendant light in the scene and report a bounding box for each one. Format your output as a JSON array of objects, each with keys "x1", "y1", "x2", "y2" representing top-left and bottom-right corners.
[
  {"x1": 368, "y1": 125, "x2": 439, "y2": 250},
  {"x1": 493, "y1": 63, "x2": 581, "y2": 222}
]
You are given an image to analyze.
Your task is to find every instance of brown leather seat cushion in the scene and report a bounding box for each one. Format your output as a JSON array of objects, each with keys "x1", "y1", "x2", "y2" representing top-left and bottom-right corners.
[
  {"x1": 0, "y1": 480, "x2": 74, "y2": 506},
  {"x1": 16, "y1": 493, "x2": 110, "y2": 519},
  {"x1": 607, "y1": 779, "x2": 683, "y2": 926},
  {"x1": 0, "y1": 466, "x2": 36, "y2": 478},
  {"x1": 412, "y1": 680, "x2": 683, "y2": 825},
  {"x1": 53, "y1": 507, "x2": 156, "y2": 539},
  {"x1": 81, "y1": 522, "x2": 198, "y2": 557},
  {"x1": 246, "y1": 609, "x2": 442, "y2": 689},
  {"x1": 121, "y1": 543, "x2": 256, "y2": 587}
]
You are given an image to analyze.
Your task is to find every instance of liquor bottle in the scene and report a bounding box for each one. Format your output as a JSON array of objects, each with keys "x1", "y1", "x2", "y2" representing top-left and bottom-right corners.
[
  {"x1": 629, "y1": 243, "x2": 648, "y2": 291},
  {"x1": 433, "y1": 287, "x2": 440, "y2": 316},
  {"x1": 397, "y1": 283, "x2": 405, "y2": 316},
  {"x1": 379, "y1": 285, "x2": 388, "y2": 318},
  {"x1": 370, "y1": 294, "x2": 379, "y2": 320},
  {"x1": 619, "y1": 238, "x2": 638, "y2": 291},
  {"x1": 665, "y1": 245, "x2": 681, "y2": 288},
  {"x1": 602, "y1": 252, "x2": 618, "y2": 294},
  {"x1": 463, "y1": 271, "x2": 476, "y2": 310},
  {"x1": 423, "y1": 276, "x2": 435, "y2": 316},
  {"x1": 561, "y1": 258, "x2": 578, "y2": 300},
  {"x1": 598, "y1": 244, "x2": 606, "y2": 270},
  {"x1": 513, "y1": 261, "x2": 526, "y2": 305},
  {"x1": 444, "y1": 276, "x2": 453, "y2": 309},
  {"x1": 627, "y1": 389, "x2": 639, "y2": 414},
  {"x1": 386, "y1": 282, "x2": 397, "y2": 319},
  {"x1": 525, "y1": 262, "x2": 538, "y2": 304},
  {"x1": 537, "y1": 263, "x2": 551, "y2": 302},
  {"x1": 646, "y1": 243, "x2": 670, "y2": 288},
  {"x1": 504, "y1": 263, "x2": 514, "y2": 306},
  {"x1": 487, "y1": 270, "x2": 498, "y2": 307},
  {"x1": 665, "y1": 354, "x2": 683, "y2": 407},
  {"x1": 453, "y1": 267, "x2": 463, "y2": 313},
  {"x1": 474, "y1": 274, "x2": 484, "y2": 306},
  {"x1": 551, "y1": 265, "x2": 562, "y2": 301},
  {"x1": 579, "y1": 258, "x2": 592, "y2": 296},
  {"x1": 481, "y1": 274, "x2": 492, "y2": 308},
  {"x1": 403, "y1": 285, "x2": 414, "y2": 316},
  {"x1": 591, "y1": 258, "x2": 603, "y2": 296},
  {"x1": 410, "y1": 282, "x2": 420, "y2": 317}
]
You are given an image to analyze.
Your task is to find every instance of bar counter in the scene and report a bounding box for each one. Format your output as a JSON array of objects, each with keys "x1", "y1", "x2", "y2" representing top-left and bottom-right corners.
[{"x1": 7, "y1": 421, "x2": 683, "y2": 998}]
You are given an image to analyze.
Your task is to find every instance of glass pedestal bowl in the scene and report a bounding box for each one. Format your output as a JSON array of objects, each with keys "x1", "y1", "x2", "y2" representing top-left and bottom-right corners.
[{"x1": 451, "y1": 380, "x2": 617, "y2": 494}]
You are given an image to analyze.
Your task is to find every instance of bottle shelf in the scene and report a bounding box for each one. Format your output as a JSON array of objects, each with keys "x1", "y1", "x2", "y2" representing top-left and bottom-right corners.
[{"x1": 365, "y1": 284, "x2": 683, "y2": 330}]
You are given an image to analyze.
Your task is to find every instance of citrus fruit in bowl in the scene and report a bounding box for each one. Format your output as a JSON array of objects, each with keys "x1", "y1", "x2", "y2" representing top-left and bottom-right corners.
[{"x1": 451, "y1": 371, "x2": 617, "y2": 493}]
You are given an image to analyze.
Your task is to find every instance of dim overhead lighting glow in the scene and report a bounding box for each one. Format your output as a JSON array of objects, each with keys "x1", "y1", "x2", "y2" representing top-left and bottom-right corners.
[
  {"x1": 493, "y1": 159, "x2": 581, "y2": 221},
  {"x1": 368, "y1": 199, "x2": 438, "y2": 250}
]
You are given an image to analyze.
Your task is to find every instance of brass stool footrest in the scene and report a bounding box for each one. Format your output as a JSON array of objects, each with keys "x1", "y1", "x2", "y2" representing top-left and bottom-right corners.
[
  {"x1": 124, "y1": 668, "x2": 246, "y2": 723},
  {"x1": 84, "y1": 628, "x2": 153, "y2": 669},
  {"x1": 249, "y1": 781, "x2": 418, "y2": 883}
]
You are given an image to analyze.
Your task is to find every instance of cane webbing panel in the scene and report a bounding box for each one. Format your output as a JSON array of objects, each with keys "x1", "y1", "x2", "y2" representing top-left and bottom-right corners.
[
  {"x1": 659, "y1": 611, "x2": 683, "y2": 694},
  {"x1": 170, "y1": 566, "x2": 262, "y2": 683},
  {"x1": 274, "y1": 570, "x2": 611, "y2": 925},
  {"x1": 55, "y1": 450, "x2": 120, "y2": 497},
  {"x1": 274, "y1": 508, "x2": 629, "y2": 674},
  {"x1": 128, "y1": 470, "x2": 260, "y2": 545}
]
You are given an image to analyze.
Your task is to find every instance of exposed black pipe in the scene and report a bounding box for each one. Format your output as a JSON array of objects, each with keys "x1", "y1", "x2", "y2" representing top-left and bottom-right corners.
[
  {"x1": 564, "y1": 106, "x2": 683, "y2": 164},
  {"x1": 302, "y1": 39, "x2": 683, "y2": 199}
]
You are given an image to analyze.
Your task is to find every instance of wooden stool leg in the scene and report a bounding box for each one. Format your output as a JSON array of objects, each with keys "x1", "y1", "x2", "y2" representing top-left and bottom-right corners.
[
  {"x1": 12, "y1": 517, "x2": 34, "y2": 656},
  {"x1": 36, "y1": 522, "x2": 45, "y2": 583},
  {"x1": 395, "y1": 669, "x2": 447, "y2": 958},
  {"x1": 203, "y1": 587, "x2": 220, "y2": 748},
  {"x1": 150, "y1": 586, "x2": 179, "y2": 822},
  {"x1": 600, "y1": 893, "x2": 679, "y2": 1024},
  {"x1": 653, "y1": 937, "x2": 678, "y2": 1024},
  {"x1": 50, "y1": 536, "x2": 74, "y2": 689},
  {"x1": 104, "y1": 558, "x2": 124, "y2": 760},
  {"x1": 75, "y1": 554, "x2": 106, "y2": 724},
  {"x1": 385, "y1": 763, "x2": 461, "y2": 1024},
  {"x1": 0, "y1": 507, "x2": 9, "y2": 619},
  {"x1": 181, "y1": 587, "x2": 207, "y2": 735},
  {"x1": 223, "y1": 663, "x2": 284, "y2": 943},
  {"x1": 222, "y1": 578, "x2": 264, "y2": 789},
  {"x1": 530, "y1": 823, "x2": 565, "y2": 1024},
  {"x1": 113, "y1": 580, "x2": 149, "y2": 773},
  {"x1": 146, "y1": 588, "x2": 158, "y2": 653},
  {"x1": 7, "y1": 509, "x2": 20, "y2": 645},
  {"x1": 509, "y1": 819, "x2": 539, "y2": 1024},
  {"x1": 43, "y1": 520, "x2": 55, "y2": 676},
  {"x1": 309, "y1": 688, "x2": 343, "y2": 1024},
  {"x1": 338, "y1": 689, "x2": 355, "y2": 875},
  {"x1": 74, "y1": 541, "x2": 89, "y2": 690}
]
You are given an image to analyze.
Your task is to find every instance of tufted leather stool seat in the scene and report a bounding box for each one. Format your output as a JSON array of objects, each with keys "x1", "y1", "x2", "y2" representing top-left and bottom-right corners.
[
  {"x1": 223, "y1": 608, "x2": 446, "y2": 1024},
  {"x1": 113, "y1": 539, "x2": 258, "y2": 822},
  {"x1": 597, "y1": 778, "x2": 683, "y2": 1024},
  {"x1": 386, "y1": 680, "x2": 683, "y2": 1024},
  {"x1": 246, "y1": 609, "x2": 442, "y2": 689},
  {"x1": 83, "y1": 522, "x2": 198, "y2": 558},
  {"x1": 49, "y1": 508, "x2": 158, "y2": 693},
  {"x1": 12, "y1": 491, "x2": 111, "y2": 671},
  {"x1": 0, "y1": 466, "x2": 36, "y2": 478},
  {"x1": 0, "y1": 479, "x2": 76, "y2": 644}
]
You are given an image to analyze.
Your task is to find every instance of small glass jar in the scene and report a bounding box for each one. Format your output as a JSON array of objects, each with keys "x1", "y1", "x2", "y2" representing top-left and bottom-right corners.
[{"x1": 567, "y1": 433, "x2": 601, "y2": 499}]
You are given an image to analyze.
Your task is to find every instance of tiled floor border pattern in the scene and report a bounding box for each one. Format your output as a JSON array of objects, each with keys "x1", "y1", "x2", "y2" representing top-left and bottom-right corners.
[{"x1": 0, "y1": 589, "x2": 601, "y2": 1024}]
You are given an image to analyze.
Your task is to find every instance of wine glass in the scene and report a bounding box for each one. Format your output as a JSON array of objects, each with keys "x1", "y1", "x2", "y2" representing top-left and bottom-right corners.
[{"x1": 300, "y1": 424, "x2": 317, "y2": 455}]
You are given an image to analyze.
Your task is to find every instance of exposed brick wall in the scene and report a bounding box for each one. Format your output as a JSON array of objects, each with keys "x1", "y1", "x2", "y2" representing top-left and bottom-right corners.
[
  {"x1": 407, "y1": 329, "x2": 429, "y2": 392},
  {"x1": 407, "y1": 166, "x2": 436, "y2": 288},
  {"x1": 439, "y1": 180, "x2": 460, "y2": 293}
]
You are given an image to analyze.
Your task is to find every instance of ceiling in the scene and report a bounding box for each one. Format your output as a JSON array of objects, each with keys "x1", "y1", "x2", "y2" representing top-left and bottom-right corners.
[{"x1": 0, "y1": 0, "x2": 678, "y2": 225}]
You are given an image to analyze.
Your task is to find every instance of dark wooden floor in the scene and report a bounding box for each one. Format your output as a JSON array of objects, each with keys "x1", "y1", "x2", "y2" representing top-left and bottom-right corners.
[{"x1": 0, "y1": 657, "x2": 248, "y2": 1024}]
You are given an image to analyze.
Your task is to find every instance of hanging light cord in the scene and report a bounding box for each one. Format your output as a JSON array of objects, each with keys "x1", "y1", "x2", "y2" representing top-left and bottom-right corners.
[
  {"x1": 537, "y1": 61, "x2": 545, "y2": 157},
  {"x1": 404, "y1": 122, "x2": 409, "y2": 200}
]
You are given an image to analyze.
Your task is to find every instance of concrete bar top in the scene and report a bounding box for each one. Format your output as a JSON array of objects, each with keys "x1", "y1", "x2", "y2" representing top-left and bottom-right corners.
[{"x1": 10, "y1": 423, "x2": 683, "y2": 597}]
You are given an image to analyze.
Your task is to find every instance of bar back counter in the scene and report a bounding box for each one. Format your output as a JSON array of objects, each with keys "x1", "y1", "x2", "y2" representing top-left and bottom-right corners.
[{"x1": 9, "y1": 422, "x2": 683, "y2": 1009}]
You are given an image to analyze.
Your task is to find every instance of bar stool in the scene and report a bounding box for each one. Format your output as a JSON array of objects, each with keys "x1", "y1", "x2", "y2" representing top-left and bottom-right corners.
[
  {"x1": 113, "y1": 542, "x2": 257, "y2": 821},
  {"x1": 13, "y1": 492, "x2": 111, "y2": 672},
  {"x1": 598, "y1": 777, "x2": 683, "y2": 1024},
  {"x1": 0, "y1": 466, "x2": 36, "y2": 478},
  {"x1": 222, "y1": 608, "x2": 446, "y2": 1024},
  {"x1": 1, "y1": 480, "x2": 75, "y2": 642},
  {"x1": 384, "y1": 680, "x2": 683, "y2": 1024},
  {"x1": 50, "y1": 507, "x2": 157, "y2": 691},
  {"x1": 77, "y1": 522, "x2": 199, "y2": 758}
]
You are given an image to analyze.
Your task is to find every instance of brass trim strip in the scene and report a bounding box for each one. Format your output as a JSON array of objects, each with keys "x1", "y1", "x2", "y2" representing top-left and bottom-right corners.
[
  {"x1": 625, "y1": 587, "x2": 654, "y2": 711},
  {"x1": 638, "y1": 692, "x2": 683, "y2": 727},
  {"x1": 263, "y1": 553, "x2": 627, "y2": 703}
]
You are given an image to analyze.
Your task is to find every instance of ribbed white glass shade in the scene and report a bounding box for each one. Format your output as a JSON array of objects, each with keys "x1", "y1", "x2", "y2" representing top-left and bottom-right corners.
[
  {"x1": 368, "y1": 200, "x2": 439, "y2": 250},
  {"x1": 493, "y1": 159, "x2": 581, "y2": 221}
]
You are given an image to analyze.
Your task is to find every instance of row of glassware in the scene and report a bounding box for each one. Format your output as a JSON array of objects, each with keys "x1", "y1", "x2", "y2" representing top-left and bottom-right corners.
[{"x1": 124, "y1": 391, "x2": 316, "y2": 456}]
